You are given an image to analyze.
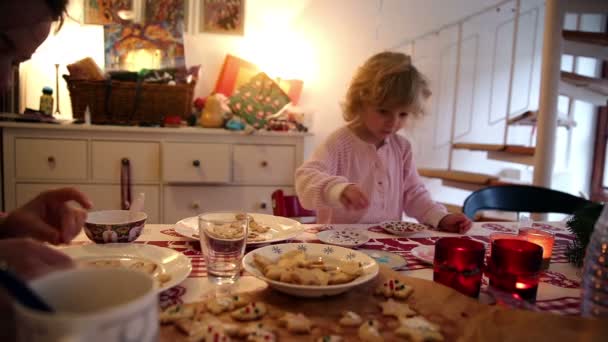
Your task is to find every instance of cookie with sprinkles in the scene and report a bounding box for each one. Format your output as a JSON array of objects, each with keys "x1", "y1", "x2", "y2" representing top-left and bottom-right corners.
[
  {"x1": 375, "y1": 278, "x2": 413, "y2": 299},
  {"x1": 231, "y1": 302, "x2": 268, "y2": 321}
]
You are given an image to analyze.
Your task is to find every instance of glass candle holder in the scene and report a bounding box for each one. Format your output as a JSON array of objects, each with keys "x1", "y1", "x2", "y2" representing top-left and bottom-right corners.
[
  {"x1": 489, "y1": 232, "x2": 520, "y2": 244},
  {"x1": 433, "y1": 237, "x2": 486, "y2": 298},
  {"x1": 488, "y1": 239, "x2": 543, "y2": 303},
  {"x1": 518, "y1": 228, "x2": 554, "y2": 270}
]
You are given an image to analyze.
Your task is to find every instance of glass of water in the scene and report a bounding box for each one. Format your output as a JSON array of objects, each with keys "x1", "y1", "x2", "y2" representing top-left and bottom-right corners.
[{"x1": 199, "y1": 212, "x2": 249, "y2": 285}]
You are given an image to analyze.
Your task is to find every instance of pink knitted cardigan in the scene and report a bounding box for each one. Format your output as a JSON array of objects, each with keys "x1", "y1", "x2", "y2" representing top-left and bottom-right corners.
[{"x1": 295, "y1": 126, "x2": 447, "y2": 225}]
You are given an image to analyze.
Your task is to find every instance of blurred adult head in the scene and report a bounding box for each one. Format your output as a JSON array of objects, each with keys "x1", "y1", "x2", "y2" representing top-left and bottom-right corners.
[{"x1": 0, "y1": 0, "x2": 68, "y2": 91}]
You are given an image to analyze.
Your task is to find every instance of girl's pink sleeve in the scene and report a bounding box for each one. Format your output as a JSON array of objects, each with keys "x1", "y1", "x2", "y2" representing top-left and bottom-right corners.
[
  {"x1": 401, "y1": 141, "x2": 448, "y2": 227},
  {"x1": 295, "y1": 141, "x2": 349, "y2": 210}
]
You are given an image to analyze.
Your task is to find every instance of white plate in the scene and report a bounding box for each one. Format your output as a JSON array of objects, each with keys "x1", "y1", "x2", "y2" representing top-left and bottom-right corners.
[
  {"x1": 380, "y1": 221, "x2": 427, "y2": 237},
  {"x1": 316, "y1": 230, "x2": 370, "y2": 248},
  {"x1": 410, "y1": 245, "x2": 435, "y2": 264},
  {"x1": 242, "y1": 243, "x2": 379, "y2": 297},
  {"x1": 175, "y1": 213, "x2": 305, "y2": 245},
  {"x1": 60, "y1": 243, "x2": 192, "y2": 293}
]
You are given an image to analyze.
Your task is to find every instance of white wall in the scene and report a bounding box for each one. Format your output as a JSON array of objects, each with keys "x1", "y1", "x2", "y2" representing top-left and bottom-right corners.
[{"x1": 19, "y1": 0, "x2": 598, "y2": 206}]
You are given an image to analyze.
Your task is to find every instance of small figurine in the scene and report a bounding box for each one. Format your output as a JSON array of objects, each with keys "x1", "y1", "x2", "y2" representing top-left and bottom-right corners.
[{"x1": 199, "y1": 94, "x2": 230, "y2": 128}]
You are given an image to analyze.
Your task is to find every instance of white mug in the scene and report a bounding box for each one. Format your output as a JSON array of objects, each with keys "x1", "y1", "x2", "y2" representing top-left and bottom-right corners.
[{"x1": 14, "y1": 268, "x2": 158, "y2": 342}]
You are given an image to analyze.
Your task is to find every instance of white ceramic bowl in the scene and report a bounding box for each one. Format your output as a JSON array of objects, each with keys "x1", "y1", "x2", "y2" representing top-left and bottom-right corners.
[
  {"x1": 242, "y1": 243, "x2": 379, "y2": 297},
  {"x1": 84, "y1": 210, "x2": 147, "y2": 243},
  {"x1": 380, "y1": 221, "x2": 427, "y2": 237}
]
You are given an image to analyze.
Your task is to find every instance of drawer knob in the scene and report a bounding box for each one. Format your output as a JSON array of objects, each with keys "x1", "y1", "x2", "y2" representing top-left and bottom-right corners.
[
  {"x1": 47, "y1": 156, "x2": 55, "y2": 163},
  {"x1": 260, "y1": 202, "x2": 267, "y2": 209},
  {"x1": 260, "y1": 161, "x2": 268, "y2": 167},
  {"x1": 192, "y1": 160, "x2": 200, "y2": 167},
  {"x1": 191, "y1": 202, "x2": 200, "y2": 210}
]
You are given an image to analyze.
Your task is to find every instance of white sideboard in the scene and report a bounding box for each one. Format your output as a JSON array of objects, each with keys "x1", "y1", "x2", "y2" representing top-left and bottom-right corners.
[{"x1": 1, "y1": 122, "x2": 308, "y2": 223}]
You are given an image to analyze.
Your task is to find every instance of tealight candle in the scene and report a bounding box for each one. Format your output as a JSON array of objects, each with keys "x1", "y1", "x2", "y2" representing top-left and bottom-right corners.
[
  {"x1": 518, "y1": 228, "x2": 555, "y2": 269},
  {"x1": 487, "y1": 239, "x2": 543, "y2": 303}
]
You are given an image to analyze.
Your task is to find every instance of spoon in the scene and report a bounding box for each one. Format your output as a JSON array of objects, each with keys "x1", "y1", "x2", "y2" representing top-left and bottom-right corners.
[{"x1": 0, "y1": 269, "x2": 54, "y2": 312}]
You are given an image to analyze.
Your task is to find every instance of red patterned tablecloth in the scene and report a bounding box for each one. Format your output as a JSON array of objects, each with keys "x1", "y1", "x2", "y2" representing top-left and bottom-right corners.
[{"x1": 72, "y1": 221, "x2": 582, "y2": 315}]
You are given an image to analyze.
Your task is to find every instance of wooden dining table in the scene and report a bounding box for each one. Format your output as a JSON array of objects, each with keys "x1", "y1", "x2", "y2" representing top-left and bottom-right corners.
[{"x1": 72, "y1": 220, "x2": 583, "y2": 316}]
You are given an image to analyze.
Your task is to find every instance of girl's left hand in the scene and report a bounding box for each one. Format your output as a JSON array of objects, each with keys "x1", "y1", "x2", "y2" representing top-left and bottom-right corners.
[{"x1": 438, "y1": 213, "x2": 472, "y2": 234}]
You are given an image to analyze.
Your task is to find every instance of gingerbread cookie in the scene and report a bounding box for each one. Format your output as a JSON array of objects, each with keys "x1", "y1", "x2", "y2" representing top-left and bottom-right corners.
[
  {"x1": 231, "y1": 302, "x2": 267, "y2": 321},
  {"x1": 339, "y1": 311, "x2": 362, "y2": 327},
  {"x1": 279, "y1": 312, "x2": 313, "y2": 334},
  {"x1": 317, "y1": 335, "x2": 343, "y2": 342},
  {"x1": 358, "y1": 320, "x2": 383, "y2": 342},
  {"x1": 375, "y1": 279, "x2": 413, "y2": 299},
  {"x1": 379, "y1": 299, "x2": 417, "y2": 318}
]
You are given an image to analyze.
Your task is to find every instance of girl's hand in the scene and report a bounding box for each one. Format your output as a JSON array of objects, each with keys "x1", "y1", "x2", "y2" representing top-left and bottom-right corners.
[
  {"x1": 438, "y1": 213, "x2": 472, "y2": 234},
  {"x1": 340, "y1": 185, "x2": 369, "y2": 211}
]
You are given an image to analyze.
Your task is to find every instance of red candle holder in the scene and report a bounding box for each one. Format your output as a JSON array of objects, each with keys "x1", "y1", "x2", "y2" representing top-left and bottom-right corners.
[
  {"x1": 487, "y1": 239, "x2": 543, "y2": 303},
  {"x1": 433, "y1": 237, "x2": 485, "y2": 298}
]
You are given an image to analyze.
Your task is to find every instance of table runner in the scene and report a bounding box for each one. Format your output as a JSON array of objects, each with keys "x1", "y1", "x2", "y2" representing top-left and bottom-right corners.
[{"x1": 72, "y1": 221, "x2": 582, "y2": 315}]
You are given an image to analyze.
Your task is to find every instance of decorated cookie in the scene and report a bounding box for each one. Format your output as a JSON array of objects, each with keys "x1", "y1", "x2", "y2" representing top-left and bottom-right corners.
[
  {"x1": 237, "y1": 322, "x2": 276, "y2": 342},
  {"x1": 279, "y1": 312, "x2": 314, "y2": 334},
  {"x1": 317, "y1": 335, "x2": 343, "y2": 342},
  {"x1": 231, "y1": 302, "x2": 267, "y2": 321},
  {"x1": 375, "y1": 279, "x2": 413, "y2": 299},
  {"x1": 159, "y1": 303, "x2": 202, "y2": 324},
  {"x1": 339, "y1": 311, "x2": 363, "y2": 327},
  {"x1": 358, "y1": 320, "x2": 383, "y2": 342},
  {"x1": 379, "y1": 299, "x2": 417, "y2": 318},
  {"x1": 395, "y1": 316, "x2": 444, "y2": 342},
  {"x1": 207, "y1": 296, "x2": 236, "y2": 314}
]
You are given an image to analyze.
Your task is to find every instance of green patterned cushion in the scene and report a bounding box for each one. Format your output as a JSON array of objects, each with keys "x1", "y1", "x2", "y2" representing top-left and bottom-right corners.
[{"x1": 228, "y1": 72, "x2": 291, "y2": 128}]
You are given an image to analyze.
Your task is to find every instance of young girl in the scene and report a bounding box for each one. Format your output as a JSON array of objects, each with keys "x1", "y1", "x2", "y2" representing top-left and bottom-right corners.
[{"x1": 295, "y1": 51, "x2": 471, "y2": 233}]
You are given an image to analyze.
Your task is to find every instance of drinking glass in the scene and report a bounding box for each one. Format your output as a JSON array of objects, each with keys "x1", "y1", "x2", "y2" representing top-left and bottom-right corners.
[
  {"x1": 199, "y1": 212, "x2": 249, "y2": 285},
  {"x1": 433, "y1": 237, "x2": 486, "y2": 298}
]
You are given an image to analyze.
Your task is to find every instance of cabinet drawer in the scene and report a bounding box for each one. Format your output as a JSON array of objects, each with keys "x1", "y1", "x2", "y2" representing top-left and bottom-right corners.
[
  {"x1": 163, "y1": 186, "x2": 293, "y2": 224},
  {"x1": 92, "y1": 141, "x2": 160, "y2": 182},
  {"x1": 162, "y1": 143, "x2": 230, "y2": 183},
  {"x1": 15, "y1": 139, "x2": 87, "y2": 180},
  {"x1": 16, "y1": 184, "x2": 160, "y2": 223},
  {"x1": 233, "y1": 145, "x2": 295, "y2": 185}
]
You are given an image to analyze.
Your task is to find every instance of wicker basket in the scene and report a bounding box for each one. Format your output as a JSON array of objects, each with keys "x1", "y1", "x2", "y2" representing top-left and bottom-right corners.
[{"x1": 64, "y1": 77, "x2": 195, "y2": 125}]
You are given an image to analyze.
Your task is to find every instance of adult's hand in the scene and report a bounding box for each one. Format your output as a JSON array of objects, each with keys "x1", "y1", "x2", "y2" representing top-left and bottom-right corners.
[
  {"x1": 0, "y1": 238, "x2": 74, "y2": 280},
  {"x1": 0, "y1": 188, "x2": 92, "y2": 244}
]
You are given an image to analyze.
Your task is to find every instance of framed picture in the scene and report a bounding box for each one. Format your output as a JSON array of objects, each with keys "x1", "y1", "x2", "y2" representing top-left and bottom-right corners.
[
  {"x1": 214, "y1": 54, "x2": 304, "y2": 104},
  {"x1": 83, "y1": 0, "x2": 133, "y2": 25},
  {"x1": 199, "y1": 0, "x2": 245, "y2": 36},
  {"x1": 144, "y1": 0, "x2": 185, "y2": 36}
]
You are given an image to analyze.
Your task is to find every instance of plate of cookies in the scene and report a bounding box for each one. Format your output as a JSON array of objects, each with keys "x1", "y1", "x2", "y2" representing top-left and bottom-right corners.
[
  {"x1": 243, "y1": 243, "x2": 379, "y2": 297},
  {"x1": 175, "y1": 213, "x2": 304, "y2": 245},
  {"x1": 380, "y1": 221, "x2": 427, "y2": 237}
]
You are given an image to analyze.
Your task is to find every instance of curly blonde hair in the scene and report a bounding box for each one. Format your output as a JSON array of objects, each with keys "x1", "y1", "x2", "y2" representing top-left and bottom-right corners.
[{"x1": 342, "y1": 51, "x2": 431, "y2": 122}]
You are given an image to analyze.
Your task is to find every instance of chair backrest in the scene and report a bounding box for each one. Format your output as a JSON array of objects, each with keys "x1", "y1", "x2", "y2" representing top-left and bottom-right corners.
[
  {"x1": 462, "y1": 185, "x2": 592, "y2": 220},
  {"x1": 271, "y1": 190, "x2": 315, "y2": 219}
]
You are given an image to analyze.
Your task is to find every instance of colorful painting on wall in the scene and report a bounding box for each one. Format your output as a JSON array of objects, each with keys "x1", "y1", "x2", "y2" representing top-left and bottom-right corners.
[
  {"x1": 145, "y1": 0, "x2": 185, "y2": 36},
  {"x1": 200, "y1": 0, "x2": 245, "y2": 36},
  {"x1": 84, "y1": 0, "x2": 133, "y2": 25},
  {"x1": 104, "y1": 23, "x2": 185, "y2": 71}
]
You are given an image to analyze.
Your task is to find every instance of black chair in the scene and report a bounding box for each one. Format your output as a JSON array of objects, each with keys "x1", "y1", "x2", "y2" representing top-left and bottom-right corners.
[{"x1": 462, "y1": 185, "x2": 593, "y2": 220}]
